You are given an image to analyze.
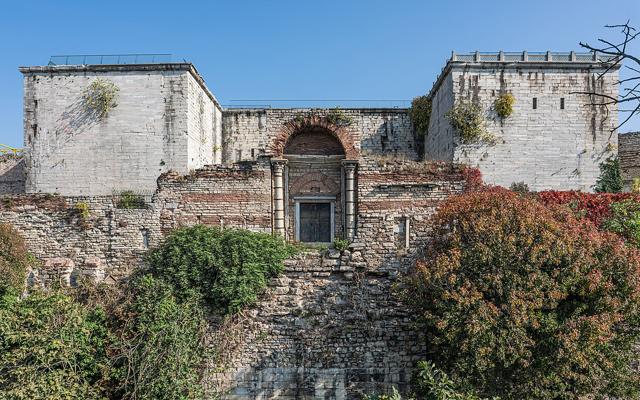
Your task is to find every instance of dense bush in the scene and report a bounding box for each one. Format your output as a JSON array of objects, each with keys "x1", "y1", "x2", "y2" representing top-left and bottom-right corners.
[
  {"x1": 363, "y1": 361, "x2": 494, "y2": 400},
  {"x1": 602, "y1": 199, "x2": 640, "y2": 248},
  {"x1": 109, "y1": 275, "x2": 206, "y2": 400},
  {"x1": 594, "y1": 156, "x2": 623, "y2": 193},
  {"x1": 536, "y1": 190, "x2": 640, "y2": 227},
  {"x1": 147, "y1": 225, "x2": 296, "y2": 314},
  {"x1": 0, "y1": 290, "x2": 111, "y2": 399},
  {"x1": 404, "y1": 190, "x2": 640, "y2": 399},
  {"x1": 0, "y1": 223, "x2": 34, "y2": 293},
  {"x1": 0, "y1": 224, "x2": 294, "y2": 399},
  {"x1": 409, "y1": 95, "x2": 432, "y2": 136}
]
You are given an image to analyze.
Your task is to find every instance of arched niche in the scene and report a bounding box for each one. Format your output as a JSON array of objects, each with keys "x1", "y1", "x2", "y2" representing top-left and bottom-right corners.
[{"x1": 284, "y1": 128, "x2": 346, "y2": 156}]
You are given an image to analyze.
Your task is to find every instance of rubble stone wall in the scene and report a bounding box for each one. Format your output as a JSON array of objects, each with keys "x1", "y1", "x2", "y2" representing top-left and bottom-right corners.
[{"x1": 0, "y1": 159, "x2": 468, "y2": 399}]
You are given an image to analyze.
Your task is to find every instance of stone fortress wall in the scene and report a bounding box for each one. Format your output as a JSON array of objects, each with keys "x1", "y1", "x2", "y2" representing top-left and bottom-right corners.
[
  {"x1": 20, "y1": 63, "x2": 222, "y2": 196},
  {"x1": 0, "y1": 51, "x2": 630, "y2": 398},
  {"x1": 426, "y1": 51, "x2": 620, "y2": 191},
  {"x1": 0, "y1": 158, "x2": 470, "y2": 399}
]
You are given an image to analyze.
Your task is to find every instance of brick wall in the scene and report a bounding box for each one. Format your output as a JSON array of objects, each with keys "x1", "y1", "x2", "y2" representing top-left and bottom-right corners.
[{"x1": 222, "y1": 109, "x2": 419, "y2": 164}]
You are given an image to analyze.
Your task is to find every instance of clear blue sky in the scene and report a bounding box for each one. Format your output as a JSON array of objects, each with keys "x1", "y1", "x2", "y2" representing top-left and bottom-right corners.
[{"x1": 0, "y1": 0, "x2": 638, "y2": 147}]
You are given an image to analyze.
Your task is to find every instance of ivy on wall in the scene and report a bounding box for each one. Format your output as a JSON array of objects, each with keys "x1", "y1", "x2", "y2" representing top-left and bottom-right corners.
[
  {"x1": 445, "y1": 102, "x2": 495, "y2": 144},
  {"x1": 408, "y1": 95, "x2": 432, "y2": 137}
]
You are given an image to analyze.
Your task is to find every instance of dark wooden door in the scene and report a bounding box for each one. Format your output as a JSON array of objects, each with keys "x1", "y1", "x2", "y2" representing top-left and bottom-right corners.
[{"x1": 299, "y1": 203, "x2": 331, "y2": 243}]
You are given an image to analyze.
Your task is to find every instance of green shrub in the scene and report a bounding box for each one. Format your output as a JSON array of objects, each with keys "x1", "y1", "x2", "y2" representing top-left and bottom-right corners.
[
  {"x1": 594, "y1": 156, "x2": 623, "y2": 193},
  {"x1": 117, "y1": 191, "x2": 147, "y2": 209},
  {"x1": 0, "y1": 223, "x2": 34, "y2": 294},
  {"x1": 110, "y1": 275, "x2": 206, "y2": 400},
  {"x1": 409, "y1": 95, "x2": 432, "y2": 136},
  {"x1": 0, "y1": 290, "x2": 111, "y2": 400},
  {"x1": 147, "y1": 225, "x2": 296, "y2": 314},
  {"x1": 508, "y1": 181, "x2": 530, "y2": 195},
  {"x1": 404, "y1": 190, "x2": 640, "y2": 399},
  {"x1": 363, "y1": 387, "x2": 405, "y2": 400},
  {"x1": 445, "y1": 102, "x2": 494, "y2": 144},
  {"x1": 494, "y1": 93, "x2": 515, "y2": 118},
  {"x1": 603, "y1": 199, "x2": 640, "y2": 247},
  {"x1": 333, "y1": 237, "x2": 350, "y2": 251},
  {"x1": 415, "y1": 361, "x2": 496, "y2": 400}
]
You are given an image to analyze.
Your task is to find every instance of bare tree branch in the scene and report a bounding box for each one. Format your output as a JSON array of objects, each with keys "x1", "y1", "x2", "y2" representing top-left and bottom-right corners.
[{"x1": 579, "y1": 22, "x2": 640, "y2": 131}]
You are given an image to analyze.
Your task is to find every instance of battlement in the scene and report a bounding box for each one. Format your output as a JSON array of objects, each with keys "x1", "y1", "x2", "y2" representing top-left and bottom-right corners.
[{"x1": 449, "y1": 50, "x2": 615, "y2": 63}]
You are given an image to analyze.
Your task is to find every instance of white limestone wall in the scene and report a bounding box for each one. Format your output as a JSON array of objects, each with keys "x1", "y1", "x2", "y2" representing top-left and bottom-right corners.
[
  {"x1": 424, "y1": 73, "x2": 455, "y2": 161},
  {"x1": 186, "y1": 73, "x2": 222, "y2": 168},
  {"x1": 22, "y1": 67, "x2": 214, "y2": 196},
  {"x1": 426, "y1": 66, "x2": 619, "y2": 191}
]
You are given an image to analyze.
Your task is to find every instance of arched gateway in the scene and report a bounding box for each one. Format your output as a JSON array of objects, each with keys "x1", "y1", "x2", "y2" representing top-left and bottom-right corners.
[{"x1": 271, "y1": 122, "x2": 358, "y2": 243}]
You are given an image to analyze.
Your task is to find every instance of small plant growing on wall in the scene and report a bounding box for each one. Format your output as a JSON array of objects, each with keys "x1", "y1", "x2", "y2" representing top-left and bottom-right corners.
[
  {"x1": 73, "y1": 202, "x2": 91, "y2": 229},
  {"x1": 82, "y1": 78, "x2": 119, "y2": 118},
  {"x1": 333, "y1": 237, "x2": 350, "y2": 252},
  {"x1": 409, "y1": 95, "x2": 431, "y2": 136},
  {"x1": 117, "y1": 191, "x2": 147, "y2": 209},
  {"x1": 494, "y1": 93, "x2": 515, "y2": 118},
  {"x1": 445, "y1": 102, "x2": 495, "y2": 144},
  {"x1": 326, "y1": 108, "x2": 354, "y2": 127}
]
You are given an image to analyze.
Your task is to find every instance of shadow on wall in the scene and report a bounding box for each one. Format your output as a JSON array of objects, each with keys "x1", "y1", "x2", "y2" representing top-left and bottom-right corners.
[
  {"x1": 38, "y1": 95, "x2": 104, "y2": 158},
  {"x1": 0, "y1": 158, "x2": 26, "y2": 194}
]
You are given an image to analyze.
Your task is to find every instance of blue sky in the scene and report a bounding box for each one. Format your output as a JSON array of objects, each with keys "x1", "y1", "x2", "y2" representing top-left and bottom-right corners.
[{"x1": 0, "y1": 0, "x2": 638, "y2": 147}]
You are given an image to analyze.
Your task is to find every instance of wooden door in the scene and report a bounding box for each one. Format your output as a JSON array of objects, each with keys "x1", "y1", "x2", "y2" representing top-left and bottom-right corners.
[{"x1": 299, "y1": 203, "x2": 332, "y2": 243}]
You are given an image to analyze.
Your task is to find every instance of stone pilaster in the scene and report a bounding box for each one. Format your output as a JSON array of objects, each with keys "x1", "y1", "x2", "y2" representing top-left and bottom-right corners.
[
  {"x1": 271, "y1": 158, "x2": 288, "y2": 237},
  {"x1": 342, "y1": 160, "x2": 358, "y2": 240}
]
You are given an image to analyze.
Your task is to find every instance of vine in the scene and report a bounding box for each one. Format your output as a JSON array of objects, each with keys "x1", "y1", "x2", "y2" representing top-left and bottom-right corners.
[
  {"x1": 494, "y1": 93, "x2": 515, "y2": 118},
  {"x1": 445, "y1": 102, "x2": 495, "y2": 144},
  {"x1": 82, "y1": 78, "x2": 119, "y2": 118},
  {"x1": 408, "y1": 95, "x2": 432, "y2": 136}
]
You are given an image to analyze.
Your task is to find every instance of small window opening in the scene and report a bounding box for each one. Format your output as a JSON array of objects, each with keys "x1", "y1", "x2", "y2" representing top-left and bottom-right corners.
[
  {"x1": 251, "y1": 148, "x2": 255, "y2": 159},
  {"x1": 560, "y1": 98, "x2": 565, "y2": 110},
  {"x1": 235, "y1": 150, "x2": 242, "y2": 162},
  {"x1": 141, "y1": 229, "x2": 149, "y2": 248},
  {"x1": 533, "y1": 98, "x2": 538, "y2": 110},
  {"x1": 394, "y1": 217, "x2": 410, "y2": 249}
]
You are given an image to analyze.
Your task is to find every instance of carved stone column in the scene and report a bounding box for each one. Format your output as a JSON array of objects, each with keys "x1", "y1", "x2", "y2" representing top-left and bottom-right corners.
[
  {"x1": 343, "y1": 160, "x2": 358, "y2": 240},
  {"x1": 271, "y1": 159, "x2": 287, "y2": 237}
]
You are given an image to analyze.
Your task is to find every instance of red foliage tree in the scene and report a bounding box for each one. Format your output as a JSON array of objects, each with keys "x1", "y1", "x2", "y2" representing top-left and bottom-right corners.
[
  {"x1": 537, "y1": 191, "x2": 640, "y2": 226},
  {"x1": 405, "y1": 190, "x2": 640, "y2": 399}
]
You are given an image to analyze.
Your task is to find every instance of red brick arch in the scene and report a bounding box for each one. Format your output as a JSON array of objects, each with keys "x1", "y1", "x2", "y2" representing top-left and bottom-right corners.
[{"x1": 271, "y1": 114, "x2": 359, "y2": 159}]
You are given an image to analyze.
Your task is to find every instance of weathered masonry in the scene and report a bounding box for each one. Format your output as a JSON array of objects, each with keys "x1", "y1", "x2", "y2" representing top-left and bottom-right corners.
[
  {"x1": 0, "y1": 52, "x2": 626, "y2": 398},
  {"x1": 426, "y1": 51, "x2": 619, "y2": 191}
]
